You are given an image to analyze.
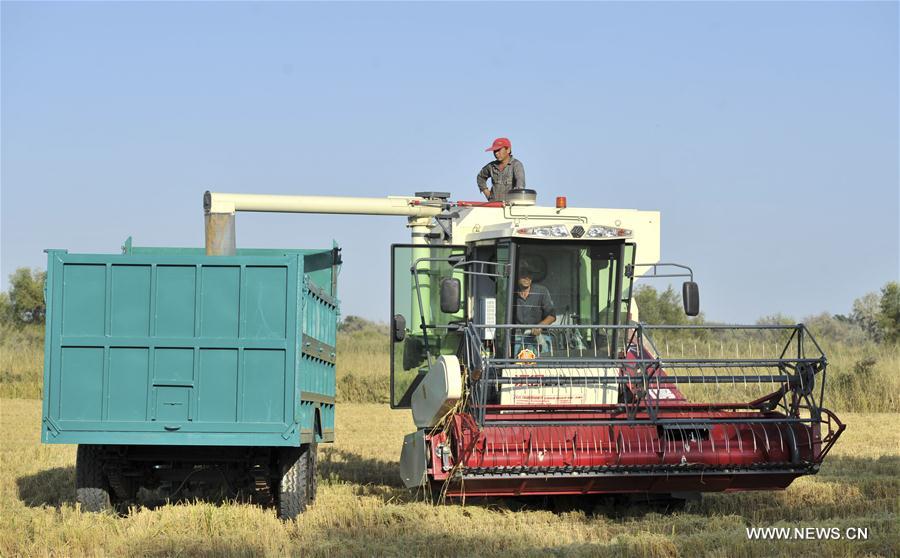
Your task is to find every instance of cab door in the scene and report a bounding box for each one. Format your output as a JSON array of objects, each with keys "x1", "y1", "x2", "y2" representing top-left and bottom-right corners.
[{"x1": 390, "y1": 244, "x2": 467, "y2": 408}]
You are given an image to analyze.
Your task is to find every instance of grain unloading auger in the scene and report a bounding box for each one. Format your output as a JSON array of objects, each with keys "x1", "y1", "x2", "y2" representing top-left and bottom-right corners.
[{"x1": 204, "y1": 189, "x2": 845, "y2": 504}]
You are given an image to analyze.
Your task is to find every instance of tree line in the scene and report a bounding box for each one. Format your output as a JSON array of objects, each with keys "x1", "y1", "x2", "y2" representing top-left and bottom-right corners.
[{"x1": 0, "y1": 268, "x2": 46, "y2": 325}]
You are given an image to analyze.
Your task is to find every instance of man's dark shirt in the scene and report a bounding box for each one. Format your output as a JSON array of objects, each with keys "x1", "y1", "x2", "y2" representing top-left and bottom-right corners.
[
  {"x1": 514, "y1": 283, "x2": 555, "y2": 325},
  {"x1": 476, "y1": 156, "x2": 526, "y2": 201}
]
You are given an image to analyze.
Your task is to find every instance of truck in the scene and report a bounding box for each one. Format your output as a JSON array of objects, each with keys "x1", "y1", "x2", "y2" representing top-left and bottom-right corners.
[{"x1": 41, "y1": 241, "x2": 340, "y2": 519}]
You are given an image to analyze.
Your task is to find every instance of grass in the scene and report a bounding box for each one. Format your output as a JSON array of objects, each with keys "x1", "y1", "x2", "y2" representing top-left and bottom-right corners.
[
  {"x1": 0, "y1": 323, "x2": 44, "y2": 399},
  {"x1": 2, "y1": 318, "x2": 897, "y2": 555},
  {"x1": 2, "y1": 398, "x2": 898, "y2": 557},
  {"x1": 643, "y1": 328, "x2": 900, "y2": 413},
  {"x1": 335, "y1": 322, "x2": 390, "y2": 404},
  {"x1": 4, "y1": 320, "x2": 898, "y2": 412}
]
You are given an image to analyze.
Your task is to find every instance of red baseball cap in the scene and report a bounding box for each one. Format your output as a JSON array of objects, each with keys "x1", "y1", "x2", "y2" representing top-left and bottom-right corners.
[{"x1": 485, "y1": 137, "x2": 511, "y2": 152}]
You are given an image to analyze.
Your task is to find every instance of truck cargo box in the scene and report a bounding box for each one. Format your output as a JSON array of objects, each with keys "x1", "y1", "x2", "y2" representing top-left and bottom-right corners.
[{"x1": 41, "y1": 241, "x2": 340, "y2": 448}]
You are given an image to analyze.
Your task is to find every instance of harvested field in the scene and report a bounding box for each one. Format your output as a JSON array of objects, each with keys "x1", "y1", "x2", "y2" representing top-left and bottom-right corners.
[{"x1": 2, "y1": 398, "x2": 897, "y2": 557}]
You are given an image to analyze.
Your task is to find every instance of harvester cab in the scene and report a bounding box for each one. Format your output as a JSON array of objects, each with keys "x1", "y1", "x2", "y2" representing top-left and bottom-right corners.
[{"x1": 202, "y1": 188, "x2": 845, "y2": 504}]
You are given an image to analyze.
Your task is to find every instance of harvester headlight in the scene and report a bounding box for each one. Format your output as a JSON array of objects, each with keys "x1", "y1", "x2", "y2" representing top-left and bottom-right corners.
[
  {"x1": 516, "y1": 224, "x2": 570, "y2": 238},
  {"x1": 586, "y1": 225, "x2": 632, "y2": 238}
]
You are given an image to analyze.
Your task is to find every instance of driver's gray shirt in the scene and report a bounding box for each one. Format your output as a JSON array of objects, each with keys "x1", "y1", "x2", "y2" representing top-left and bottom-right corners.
[
  {"x1": 476, "y1": 157, "x2": 526, "y2": 201},
  {"x1": 514, "y1": 284, "x2": 555, "y2": 324}
]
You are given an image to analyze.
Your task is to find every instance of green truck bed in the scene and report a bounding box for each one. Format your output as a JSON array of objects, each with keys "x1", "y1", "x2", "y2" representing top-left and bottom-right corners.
[{"x1": 41, "y1": 241, "x2": 340, "y2": 447}]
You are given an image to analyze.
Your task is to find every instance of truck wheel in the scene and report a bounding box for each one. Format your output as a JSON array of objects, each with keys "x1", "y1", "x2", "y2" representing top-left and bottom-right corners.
[
  {"x1": 75, "y1": 445, "x2": 113, "y2": 513},
  {"x1": 307, "y1": 443, "x2": 318, "y2": 503},
  {"x1": 276, "y1": 446, "x2": 310, "y2": 520},
  {"x1": 107, "y1": 466, "x2": 137, "y2": 515}
]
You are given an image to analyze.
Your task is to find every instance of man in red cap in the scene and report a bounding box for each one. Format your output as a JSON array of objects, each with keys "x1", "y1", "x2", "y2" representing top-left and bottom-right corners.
[{"x1": 476, "y1": 137, "x2": 527, "y2": 201}]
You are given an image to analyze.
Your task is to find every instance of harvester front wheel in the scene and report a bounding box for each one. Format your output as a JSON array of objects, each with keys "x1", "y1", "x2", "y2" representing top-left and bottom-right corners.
[
  {"x1": 75, "y1": 445, "x2": 113, "y2": 513},
  {"x1": 275, "y1": 446, "x2": 311, "y2": 520}
]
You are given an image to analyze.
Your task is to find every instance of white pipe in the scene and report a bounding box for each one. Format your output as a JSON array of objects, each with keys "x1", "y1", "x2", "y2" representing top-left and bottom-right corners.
[
  {"x1": 408, "y1": 216, "x2": 434, "y2": 330},
  {"x1": 205, "y1": 191, "x2": 443, "y2": 218}
]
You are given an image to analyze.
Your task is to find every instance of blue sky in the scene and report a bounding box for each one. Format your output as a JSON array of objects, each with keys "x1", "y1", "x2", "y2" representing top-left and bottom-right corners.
[{"x1": 2, "y1": 2, "x2": 897, "y2": 324}]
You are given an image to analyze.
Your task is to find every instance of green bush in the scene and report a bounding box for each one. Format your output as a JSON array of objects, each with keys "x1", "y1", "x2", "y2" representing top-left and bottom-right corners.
[{"x1": 2, "y1": 268, "x2": 46, "y2": 325}]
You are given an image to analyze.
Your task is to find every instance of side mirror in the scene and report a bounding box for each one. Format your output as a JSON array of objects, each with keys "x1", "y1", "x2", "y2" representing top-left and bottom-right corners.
[
  {"x1": 392, "y1": 314, "x2": 407, "y2": 342},
  {"x1": 682, "y1": 281, "x2": 700, "y2": 316},
  {"x1": 440, "y1": 278, "x2": 461, "y2": 314}
]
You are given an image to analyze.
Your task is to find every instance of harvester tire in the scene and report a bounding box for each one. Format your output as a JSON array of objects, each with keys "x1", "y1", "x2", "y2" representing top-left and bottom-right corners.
[
  {"x1": 75, "y1": 445, "x2": 113, "y2": 513},
  {"x1": 276, "y1": 446, "x2": 310, "y2": 520},
  {"x1": 307, "y1": 443, "x2": 318, "y2": 503}
]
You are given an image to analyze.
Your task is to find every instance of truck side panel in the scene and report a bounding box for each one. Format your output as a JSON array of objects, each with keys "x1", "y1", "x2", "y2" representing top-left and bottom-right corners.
[{"x1": 297, "y1": 271, "x2": 338, "y2": 444}]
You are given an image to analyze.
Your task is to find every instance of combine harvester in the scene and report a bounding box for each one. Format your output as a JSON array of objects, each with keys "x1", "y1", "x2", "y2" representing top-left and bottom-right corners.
[{"x1": 204, "y1": 189, "x2": 845, "y2": 507}]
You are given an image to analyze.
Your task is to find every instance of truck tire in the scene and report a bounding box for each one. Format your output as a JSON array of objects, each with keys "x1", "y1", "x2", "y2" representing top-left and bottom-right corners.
[
  {"x1": 276, "y1": 446, "x2": 310, "y2": 520},
  {"x1": 75, "y1": 445, "x2": 113, "y2": 513},
  {"x1": 307, "y1": 443, "x2": 318, "y2": 503}
]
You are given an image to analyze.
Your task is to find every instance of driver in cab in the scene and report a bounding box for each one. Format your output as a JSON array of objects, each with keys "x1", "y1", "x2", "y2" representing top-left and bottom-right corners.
[{"x1": 514, "y1": 266, "x2": 556, "y2": 356}]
